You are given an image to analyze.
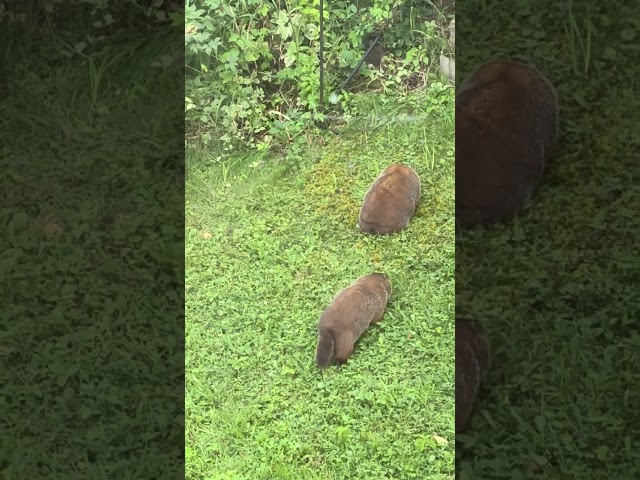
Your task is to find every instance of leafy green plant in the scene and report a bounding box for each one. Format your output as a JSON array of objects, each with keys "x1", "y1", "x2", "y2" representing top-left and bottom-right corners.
[
  {"x1": 185, "y1": 0, "x2": 451, "y2": 156},
  {"x1": 0, "y1": 0, "x2": 178, "y2": 53}
]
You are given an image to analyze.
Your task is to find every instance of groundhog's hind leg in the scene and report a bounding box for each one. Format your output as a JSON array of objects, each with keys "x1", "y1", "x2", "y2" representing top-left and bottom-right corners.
[{"x1": 334, "y1": 331, "x2": 355, "y2": 365}]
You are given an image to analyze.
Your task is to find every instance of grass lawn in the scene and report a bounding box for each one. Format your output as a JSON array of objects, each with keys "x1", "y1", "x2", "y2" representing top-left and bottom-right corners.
[
  {"x1": 0, "y1": 30, "x2": 183, "y2": 478},
  {"x1": 185, "y1": 82, "x2": 455, "y2": 479},
  {"x1": 456, "y1": 1, "x2": 640, "y2": 478}
]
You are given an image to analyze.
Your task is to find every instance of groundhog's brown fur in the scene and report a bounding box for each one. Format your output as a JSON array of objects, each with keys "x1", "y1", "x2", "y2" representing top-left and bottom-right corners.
[
  {"x1": 316, "y1": 273, "x2": 392, "y2": 368},
  {"x1": 456, "y1": 318, "x2": 491, "y2": 433},
  {"x1": 359, "y1": 164, "x2": 421, "y2": 235},
  {"x1": 456, "y1": 59, "x2": 559, "y2": 227}
]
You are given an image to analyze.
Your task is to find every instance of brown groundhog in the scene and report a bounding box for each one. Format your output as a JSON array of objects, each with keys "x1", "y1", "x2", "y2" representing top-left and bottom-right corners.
[
  {"x1": 456, "y1": 59, "x2": 559, "y2": 227},
  {"x1": 316, "y1": 273, "x2": 392, "y2": 368},
  {"x1": 456, "y1": 317, "x2": 491, "y2": 433},
  {"x1": 358, "y1": 164, "x2": 421, "y2": 235}
]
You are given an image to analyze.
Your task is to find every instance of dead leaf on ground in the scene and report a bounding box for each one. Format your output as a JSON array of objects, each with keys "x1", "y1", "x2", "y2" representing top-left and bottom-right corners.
[
  {"x1": 31, "y1": 213, "x2": 64, "y2": 238},
  {"x1": 0, "y1": 345, "x2": 15, "y2": 356},
  {"x1": 528, "y1": 457, "x2": 543, "y2": 474},
  {"x1": 432, "y1": 434, "x2": 448, "y2": 446},
  {"x1": 43, "y1": 221, "x2": 64, "y2": 237}
]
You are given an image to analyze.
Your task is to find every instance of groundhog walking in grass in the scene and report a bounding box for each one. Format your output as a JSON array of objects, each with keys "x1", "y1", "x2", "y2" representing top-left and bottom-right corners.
[
  {"x1": 456, "y1": 59, "x2": 559, "y2": 227},
  {"x1": 316, "y1": 273, "x2": 392, "y2": 368},
  {"x1": 359, "y1": 164, "x2": 421, "y2": 235},
  {"x1": 456, "y1": 317, "x2": 491, "y2": 433}
]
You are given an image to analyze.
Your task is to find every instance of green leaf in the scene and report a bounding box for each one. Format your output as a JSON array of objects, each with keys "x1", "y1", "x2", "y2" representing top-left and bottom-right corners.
[
  {"x1": 244, "y1": 51, "x2": 258, "y2": 62},
  {"x1": 621, "y1": 28, "x2": 636, "y2": 41}
]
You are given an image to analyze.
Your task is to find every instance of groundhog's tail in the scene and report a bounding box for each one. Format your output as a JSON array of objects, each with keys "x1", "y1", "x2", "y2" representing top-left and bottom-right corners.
[{"x1": 316, "y1": 331, "x2": 334, "y2": 368}]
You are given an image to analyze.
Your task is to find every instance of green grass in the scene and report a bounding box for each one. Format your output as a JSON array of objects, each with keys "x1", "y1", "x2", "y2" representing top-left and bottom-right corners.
[
  {"x1": 185, "y1": 82, "x2": 455, "y2": 479},
  {"x1": 456, "y1": 1, "x2": 640, "y2": 478},
  {"x1": 0, "y1": 28, "x2": 183, "y2": 478}
]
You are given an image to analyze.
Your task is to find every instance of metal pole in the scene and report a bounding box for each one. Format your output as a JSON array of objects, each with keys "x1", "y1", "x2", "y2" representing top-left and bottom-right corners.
[
  {"x1": 319, "y1": 0, "x2": 324, "y2": 113},
  {"x1": 332, "y1": 31, "x2": 382, "y2": 99}
]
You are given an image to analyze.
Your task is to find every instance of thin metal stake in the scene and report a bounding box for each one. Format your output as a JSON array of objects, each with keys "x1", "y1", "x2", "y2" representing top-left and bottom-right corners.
[{"x1": 319, "y1": 0, "x2": 324, "y2": 114}]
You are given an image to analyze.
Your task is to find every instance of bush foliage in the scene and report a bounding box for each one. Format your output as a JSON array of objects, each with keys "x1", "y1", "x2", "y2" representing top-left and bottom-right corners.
[{"x1": 185, "y1": 0, "x2": 451, "y2": 153}]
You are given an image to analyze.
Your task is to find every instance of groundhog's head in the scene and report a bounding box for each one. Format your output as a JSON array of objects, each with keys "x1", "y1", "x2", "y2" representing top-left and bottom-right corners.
[
  {"x1": 368, "y1": 272, "x2": 392, "y2": 298},
  {"x1": 381, "y1": 163, "x2": 417, "y2": 178}
]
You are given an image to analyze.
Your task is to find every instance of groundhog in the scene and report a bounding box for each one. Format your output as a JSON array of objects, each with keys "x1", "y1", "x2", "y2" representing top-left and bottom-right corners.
[
  {"x1": 456, "y1": 317, "x2": 491, "y2": 433},
  {"x1": 316, "y1": 273, "x2": 392, "y2": 368},
  {"x1": 456, "y1": 59, "x2": 559, "y2": 227},
  {"x1": 359, "y1": 164, "x2": 421, "y2": 235}
]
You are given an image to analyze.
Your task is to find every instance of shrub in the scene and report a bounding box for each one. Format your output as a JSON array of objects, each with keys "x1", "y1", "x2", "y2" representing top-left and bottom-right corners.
[{"x1": 185, "y1": 0, "x2": 451, "y2": 154}]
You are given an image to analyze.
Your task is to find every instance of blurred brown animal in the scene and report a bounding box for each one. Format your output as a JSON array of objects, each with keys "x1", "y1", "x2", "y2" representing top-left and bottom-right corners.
[
  {"x1": 363, "y1": 32, "x2": 384, "y2": 69},
  {"x1": 456, "y1": 59, "x2": 559, "y2": 227},
  {"x1": 456, "y1": 317, "x2": 491, "y2": 433},
  {"x1": 359, "y1": 164, "x2": 421, "y2": 235},
  {"x1": 316, "y1": 273, "x2": 392, "y2": 368}
]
